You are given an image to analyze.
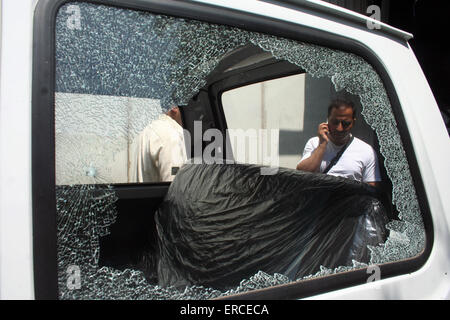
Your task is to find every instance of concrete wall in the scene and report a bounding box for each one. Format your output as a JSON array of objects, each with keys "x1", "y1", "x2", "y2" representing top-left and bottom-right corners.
[
  {"x1": 222, "y1": 73, "x2": 306, "y2": 169},
  {"x1": 55, "y1": 92, "x2": 162, "y2": 185},
  {"x1": 222, "y1": 73, "x2": 376, "y2": 170},
  {"x1": 55, "y1": 73, "x2": 376, "y2": 184}
]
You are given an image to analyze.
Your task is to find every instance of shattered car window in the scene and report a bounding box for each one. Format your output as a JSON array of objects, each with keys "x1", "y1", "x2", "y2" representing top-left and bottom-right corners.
[{"x1": 55, "y1": 2, "x2": 425, "y2": 299}]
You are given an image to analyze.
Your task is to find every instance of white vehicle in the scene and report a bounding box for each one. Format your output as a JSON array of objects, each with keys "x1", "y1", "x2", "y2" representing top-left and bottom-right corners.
[{"x1": 1, "y1": 0, "x2": 449, "y2": 300}]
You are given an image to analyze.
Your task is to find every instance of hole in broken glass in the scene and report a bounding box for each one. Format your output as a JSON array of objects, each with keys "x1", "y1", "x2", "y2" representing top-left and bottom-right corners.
[{"x1": 55, "y1": 2, "x2": 425, "y2": 299}]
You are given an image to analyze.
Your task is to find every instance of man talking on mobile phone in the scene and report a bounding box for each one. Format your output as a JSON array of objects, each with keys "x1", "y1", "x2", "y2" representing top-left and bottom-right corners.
[{"x1": 296, "y1": 99, "x2": 381, "y2": 187}]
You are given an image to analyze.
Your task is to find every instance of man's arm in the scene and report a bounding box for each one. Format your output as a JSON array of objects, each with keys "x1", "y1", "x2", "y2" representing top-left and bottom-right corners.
[
  {"x1": 129, "y1": 129, "x2": 160, "y2": 183},
  {"x1": 296, "y1": 141, "x2": 327, "y2": 172},
  {"x1": 296, "y1": 122, "x2": 329, "y2": 172},
  {"x1": 158, "y1": 134, "x2": 186, "y2": 182},
  {"x1": 363, "y1": 146, "x2": 382, "y2": 187}
]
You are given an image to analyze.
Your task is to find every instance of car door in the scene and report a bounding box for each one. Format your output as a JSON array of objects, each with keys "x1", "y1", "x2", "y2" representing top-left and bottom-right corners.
[{"x1": 32, "y1": 0, "x2": 433, "y2": 300}]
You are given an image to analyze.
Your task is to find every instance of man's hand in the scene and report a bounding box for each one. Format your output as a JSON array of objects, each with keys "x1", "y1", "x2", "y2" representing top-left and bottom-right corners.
[
  {"x1": 318, "y1": 122, "x2": 330, "y2": 144},
  {"x1": 297, "y1": 123, "x2": 329, "y2": 172}
]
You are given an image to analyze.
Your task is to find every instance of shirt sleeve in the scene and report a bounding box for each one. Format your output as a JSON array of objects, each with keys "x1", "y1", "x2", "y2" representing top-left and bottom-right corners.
[
  {"x1": 362, "y1": 147, "x2": 381, "y2": 182},
  {"x1": 298, "y1": 138, "x2": 317, "y2": 164},
  {"x1": 129, "y1": 135, "x2": 143, "y2": 182},
  {"x1": 158, "y1": 134, "x2": 186, "y2": 182},
  {"x1": 129, "y1": 130, "x2": 160, "y2": 183}
]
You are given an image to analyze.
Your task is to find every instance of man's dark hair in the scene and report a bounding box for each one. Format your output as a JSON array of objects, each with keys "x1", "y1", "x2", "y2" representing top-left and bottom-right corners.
[{"x1": 327, "y1": 99, "x2": 356, "y2": 119}]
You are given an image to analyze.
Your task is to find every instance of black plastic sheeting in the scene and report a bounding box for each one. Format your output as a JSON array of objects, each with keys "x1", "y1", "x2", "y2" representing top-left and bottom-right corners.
[{"x1": 155, "y1": 163, "x2": 390, "y2": 290}]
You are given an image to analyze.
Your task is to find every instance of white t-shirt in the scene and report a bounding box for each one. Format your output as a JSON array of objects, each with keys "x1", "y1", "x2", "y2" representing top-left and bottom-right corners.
[
  {"x1": 130, "y1": 114, "x2": 187, "y2": 182},
  {"x1": 298, "y1": 136, "x2": 381, "y2": 183}
]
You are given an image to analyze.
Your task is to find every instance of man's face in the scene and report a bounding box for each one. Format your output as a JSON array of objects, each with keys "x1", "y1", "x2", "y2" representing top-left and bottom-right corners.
[{"x1": 327, "y1": 105, "x2": 355, "y2": 145}]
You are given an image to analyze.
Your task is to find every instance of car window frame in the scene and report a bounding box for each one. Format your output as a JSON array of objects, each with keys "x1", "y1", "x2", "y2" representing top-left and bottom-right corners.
[
  {"x1": 209, "y1": 59, "x2": 306, "y2": 163},
  {"x1": 32, "y1": 0, "x2": 433, "y2": 299}
]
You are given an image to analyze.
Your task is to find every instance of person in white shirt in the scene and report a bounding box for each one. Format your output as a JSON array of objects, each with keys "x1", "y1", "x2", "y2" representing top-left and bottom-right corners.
[
  {"x1": 296, "y1": 99, "x2": 381, "y2": 187},
  {"x1": 130, "y1": 106, "x2": 187, "y2": 182}
]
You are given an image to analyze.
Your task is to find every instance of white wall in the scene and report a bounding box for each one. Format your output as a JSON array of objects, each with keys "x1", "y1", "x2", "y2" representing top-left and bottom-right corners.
[
  {"x1": 55, "y1": 75, "x2": 307, "y2": 185},
  {"x1": 55, "y1": 92, "x2": 162, "y2": 185},
  {"x1": 222, "y1": 73, "x2": 306, "y2": 169}
]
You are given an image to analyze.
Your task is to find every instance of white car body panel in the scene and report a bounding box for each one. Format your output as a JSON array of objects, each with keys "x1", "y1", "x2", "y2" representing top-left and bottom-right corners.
[
  {"x1": 0, "y1": 0, "x2": 36, "y2": 300},
  {"x1": 0, "y1": 0, "x2": 448, "y2": 299}
]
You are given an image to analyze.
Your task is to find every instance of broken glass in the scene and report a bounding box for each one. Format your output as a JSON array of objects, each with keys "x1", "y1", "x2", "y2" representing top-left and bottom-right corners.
[{"x1": 55, "y1": 2, "x2": 425, "y2": 299}]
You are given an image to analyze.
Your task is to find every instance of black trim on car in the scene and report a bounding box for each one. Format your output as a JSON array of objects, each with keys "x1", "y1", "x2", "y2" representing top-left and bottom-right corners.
[
  {"x1": 208, "y1": 59, "x2": 305, "y2": 161},
  {"x1": 113, "y1": 183, "x2": 170, "y2": 199},
  {"x1": 32, "y1": 0, "x2": 433, "y2": 299},
  {"x1": 32, "y1": 0, "x2": 60, "y2": 300}
]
